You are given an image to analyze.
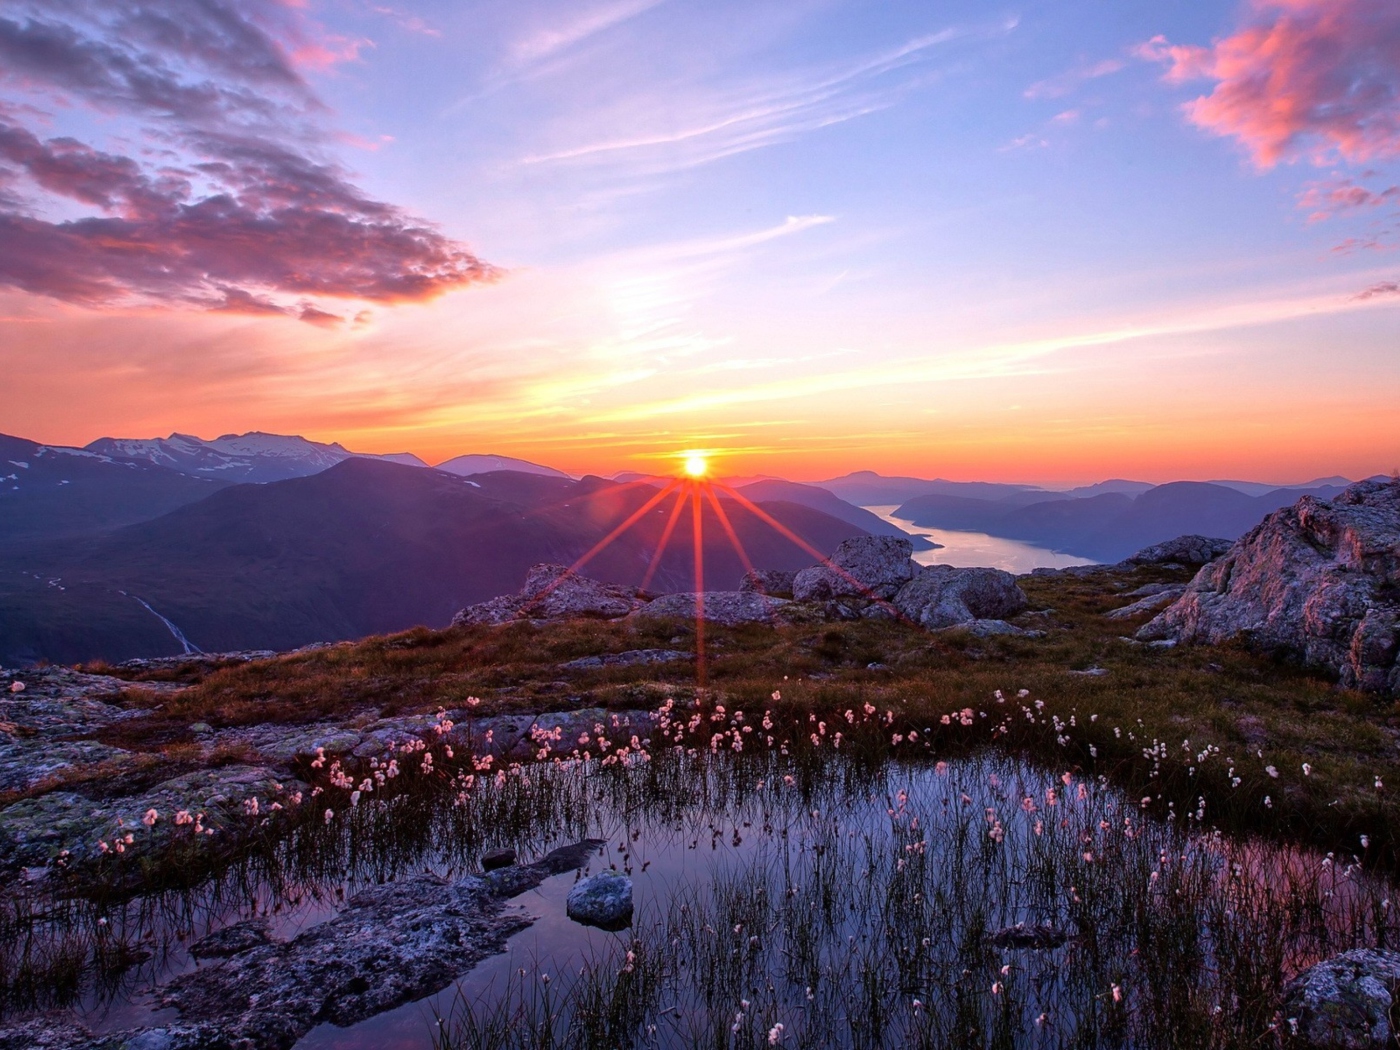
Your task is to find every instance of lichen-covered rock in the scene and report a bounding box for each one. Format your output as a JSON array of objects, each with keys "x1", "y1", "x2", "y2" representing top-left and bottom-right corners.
[
  {"x1": 893, "y1": 565, "x2": 1029, "y2": 629},
  {"x1": 739, "y1": 568, "x2": 798, "y2": 595},
  {"x1": 566, "y1": 869, "x2": 633, "y2": 929},
  {"x1": 634, "y1": 591, "x2": 788, "y2": 627},
  {"x1": 452, "y1": 564, "x2": 646, "y2": 627},
  {"x1": 1283, "y1": 948, "x2": 1400, "y2": 1048},
  {"x1": 792, "y1": 537, "x2": 915, "y2": 602},
  {"x1": 1126, "y1": 535, "x2": 1233, "y2": 566},
  {"x1": 0, "y1": 765, "x2": 296, "y2": 868},
  {"x1": 1138, "y1": 481, "x2": 1400, "y2": 696},
  {"x1": 933, "y1": 619, "x2": 1044, "y2": 638}
]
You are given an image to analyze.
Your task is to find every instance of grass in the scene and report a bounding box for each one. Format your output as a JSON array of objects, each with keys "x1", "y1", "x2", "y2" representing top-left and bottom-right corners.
[{"x1": 78, "y1": 564, "x2": 1400, "y2": 866}]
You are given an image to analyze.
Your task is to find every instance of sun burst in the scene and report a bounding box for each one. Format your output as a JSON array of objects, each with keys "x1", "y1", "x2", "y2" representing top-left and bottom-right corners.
[{"x1": 682, "y1": 452, "x2": 709, "y2": 479}]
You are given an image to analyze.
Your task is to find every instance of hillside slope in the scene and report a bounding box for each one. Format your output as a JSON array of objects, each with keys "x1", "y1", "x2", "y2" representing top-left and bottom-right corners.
[{"x1": 0, "y1": 463, "x2": 869, "y2": 663}]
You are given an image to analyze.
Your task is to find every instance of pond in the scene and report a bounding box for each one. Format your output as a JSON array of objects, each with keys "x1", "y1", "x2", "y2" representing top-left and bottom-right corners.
[
  {"x1": 2, "y1": 702, "x2": 1393, "y2": 1050},
  {"x1": 864, "y1": 506, "x2": 1097, "y2": 574}
]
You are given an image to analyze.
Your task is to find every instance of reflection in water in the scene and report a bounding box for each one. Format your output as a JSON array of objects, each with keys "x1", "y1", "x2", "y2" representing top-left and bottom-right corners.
[
  {"x1": 8, "y1": 741, "x2": 1394, "y2": 1050},
  {"x1": 865, "y1": 505, "x2": 1098, "y2": 573}
]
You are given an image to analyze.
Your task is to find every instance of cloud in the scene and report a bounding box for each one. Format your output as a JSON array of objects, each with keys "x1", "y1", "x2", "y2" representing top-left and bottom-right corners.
[
  {"x1": 1354, "y1": 280, "x2": 1400, "y2": 299},
  {"x1": 510, "y1": 0, "x2": 667, "y2": 66},
  {"x1": 0, "y1": 1, "x2": 491, "y2": 312},
  {"x1": 1298, "y1": 176, "x2": 1400, "y2": 220},
  {"x1": 297, "y1": 303, "x2": 345, "y2": 327},
  {"x1": 1136, "y1": 0, "x2": 1400, "y2": 167},
  {"x1": 1024, "y1": 58, "x2": 1125, "y2": 100},
  {"x1": 520, "y1": 28, "x2": 961, "y2": 175}
]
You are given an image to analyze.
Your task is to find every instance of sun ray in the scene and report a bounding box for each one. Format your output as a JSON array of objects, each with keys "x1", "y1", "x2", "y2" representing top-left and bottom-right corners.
[
  {"x1": 520, "y1": 478, "x2": 680, "y2": 613},
  {"x1": 691, "y1": 480, "x2": 707, "y2": 689},
  {"x1": 714, "y1": 481, "x2": 909, "y2": 621},
  {"x1": 640, "y1": 484, "x2": 690, "y2": 593},
  {"x1": 702, "y1": 484, "x2": 761, "y2": 588}
]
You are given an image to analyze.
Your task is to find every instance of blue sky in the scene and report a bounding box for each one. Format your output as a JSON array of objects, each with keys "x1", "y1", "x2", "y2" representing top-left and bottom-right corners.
[{"x1": 0, "y1": 0, "x2": 1397, "y2": 482}]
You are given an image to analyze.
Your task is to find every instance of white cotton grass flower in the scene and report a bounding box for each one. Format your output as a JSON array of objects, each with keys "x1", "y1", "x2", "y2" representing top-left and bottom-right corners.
[
  {"x1": 8, "y1": 681, "x2": 23, "y2": 693},
  {"x1": 768, "y1": 1023, "x2": 785, "y2": 1044}
]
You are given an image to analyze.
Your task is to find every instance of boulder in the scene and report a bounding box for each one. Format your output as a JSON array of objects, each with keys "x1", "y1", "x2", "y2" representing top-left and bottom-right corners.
[
  {"x1": 635, "y1": 591, "x2": 788, "y2": 627},
  {"x1": 792, "y1": 537, "x2": 915, "y2": 602},
  {"x1": 893, "y1": 564, "x2": 1029, "y2": 629},
  {"x1": 739, "y1": 568, "x2": 798, "y2": 595},
  {"x1": 987, "y1": 922, "x2": 1068, "y2": 950},
  {"x1": 1105, "y1": 586, "x2": 1186, "y2": 621},
  {"x1": 453, "y1": 564, "x2": 647, "y2": 627},
  {"x1": 1138, "y1": 481, "x2": 1400, "y2": 696},
  {"x1": 1126, "y1": 534, "x2": 1233, "y2": 566},
  {"x1": 1283, "y1": 948, "x2": 1400, "y2": 1048},
  {"x1": 566, "y1": 870, "x2": 634, "y2": 930}
]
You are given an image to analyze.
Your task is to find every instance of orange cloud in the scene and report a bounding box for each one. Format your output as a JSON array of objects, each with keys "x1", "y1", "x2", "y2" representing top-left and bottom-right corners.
[{"x1": 1138, "y1": 0, "x2": 1400, "y2": 167}]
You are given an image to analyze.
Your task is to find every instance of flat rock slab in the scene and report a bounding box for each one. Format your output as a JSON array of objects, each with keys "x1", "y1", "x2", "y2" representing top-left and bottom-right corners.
[
  {"x1": 0, "y1": 841, "x2": 605, "y2": 1050},
  {"x1": 561, "y1": 649, "x2": 692, "y2": 670},
  {"x1": 0, "y1": 764, "x2": 296, "y2": 869}
]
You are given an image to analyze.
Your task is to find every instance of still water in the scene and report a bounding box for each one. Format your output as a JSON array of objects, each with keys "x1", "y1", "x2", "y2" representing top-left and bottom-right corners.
[{"x1": 865, "y1": 505, "x2": 1097, "y2": 573}]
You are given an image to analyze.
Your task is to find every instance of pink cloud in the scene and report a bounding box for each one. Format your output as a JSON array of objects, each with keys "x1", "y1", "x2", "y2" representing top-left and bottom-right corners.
[
  {"x1": 1137, "y1": 0, "x2": 1400, "y2": 167},
  {"x1": 1354, "y1": 280, "x2": 1400, "y2": 299},
  {"x1": 1298, "y1": 175, "x2": 1399, "y2": 221},
  {"x1": 0, "y1": 1, "x2": 492, "y2": 311}
]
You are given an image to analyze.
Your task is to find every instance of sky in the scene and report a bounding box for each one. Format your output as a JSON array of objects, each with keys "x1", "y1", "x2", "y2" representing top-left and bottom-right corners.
[{"x1": 0, "y1": 0, "x2": 1398, "y2": 485}]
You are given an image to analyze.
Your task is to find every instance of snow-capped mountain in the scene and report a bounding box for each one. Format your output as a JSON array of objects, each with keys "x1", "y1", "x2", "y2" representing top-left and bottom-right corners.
[
  {"x1": 435, "y1": 453, "x2": 570, "y2": 478},
  {"x1": 85, "y1": 432, "x2": 428, "y2": 484}
]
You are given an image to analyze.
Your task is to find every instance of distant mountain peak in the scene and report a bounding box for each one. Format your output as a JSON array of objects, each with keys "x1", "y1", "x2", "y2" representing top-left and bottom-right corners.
[{"x1": 83, "y1": 431, "x2": 427, "y2": 484}]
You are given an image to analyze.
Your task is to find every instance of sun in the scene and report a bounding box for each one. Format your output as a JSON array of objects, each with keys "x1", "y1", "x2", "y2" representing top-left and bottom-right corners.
[{"x1": 682, "y1": 452, "x2": 709, "y2": 479}]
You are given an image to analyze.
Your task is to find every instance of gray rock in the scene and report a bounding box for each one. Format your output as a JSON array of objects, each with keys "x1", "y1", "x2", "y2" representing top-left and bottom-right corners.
[
  {"x1": 792, "y1": 537, "x2": 915, "y2": 602},
  {"x1": 1069, "y1": 667, "x2": 1110, "y2": 677},
  {"x1": 481, "y1": 847, "x2": 516, "y2": 871},
  {"x1": 1105, "y1": 586, "x2": 1186, "y2": 621},
  {"x1": 893, "y1": 564, "x2": 1029, "y2": 629},
  {"x1": 635, "y1": 591, "x2": 789, "y2": 627},
  {"x1": 933, "y1": 619, "x2": 1044, "y2": 638},
  {"x1": 560, "y1": 649, "x2": 691, "y2": 671},
  {"x1": 189, "y1": 918, "x2": 272, "y2": 958},
  {"x1": 452, "y1": 565, "x2": 646, "y2": 627},
  {"x1": 739, "y1": 568, "x2": 797, "y2": 595},
  {"x1": 1283, "y1": 948, "x2": 1400, "y2": 1048},
  {"x1": 566, "y1": 869, "x2": 634, "y2": 930},
  {"x1": 1138, "y1": 481, "x2": 1400, "y2": 696},
  {"x1": 1126, "y1": 534, "x2": 1233, "y2": 566}
]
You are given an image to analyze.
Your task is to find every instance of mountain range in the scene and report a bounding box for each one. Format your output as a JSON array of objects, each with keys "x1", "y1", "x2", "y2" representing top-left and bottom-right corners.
[
  {"x1": 0, "y1": 428, "x2": 1388, "y2": 664},
  {"x1": 891, "y1": 479, "x2": 1366, "y2": 562}
]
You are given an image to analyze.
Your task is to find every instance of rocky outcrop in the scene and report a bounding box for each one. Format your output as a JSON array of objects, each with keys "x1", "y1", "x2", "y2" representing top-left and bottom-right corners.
[
  {"x1": 1282, "y1": 948, "x2": 1400, "y2": 1048},
  {"x1": 792, "y1": 537, "x2": 915, "y2": 602},
  {"x1": 892, "y1": 564, "x2": 1028, "y2": 629},
  {"x1": 1126, "y1": 535, "x2": 1233, "y2": 566},
  {"x1": 1138, "y1": 481, "x2": 1400, "y2": 696},
  {"x1": 739, "y1": 568, "x2": 797, "y2": 595},
  {"x1": 452, "y1": 564, "x2": 647, "y2": 627},
  {"x1": 634, "y1": 591, "x2": 789, "y2": 627}
]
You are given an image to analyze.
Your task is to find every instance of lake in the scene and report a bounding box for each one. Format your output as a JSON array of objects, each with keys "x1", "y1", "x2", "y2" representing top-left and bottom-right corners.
[{"x1": 865, "y1": 505, "x2": 1098, "y2": 573}]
